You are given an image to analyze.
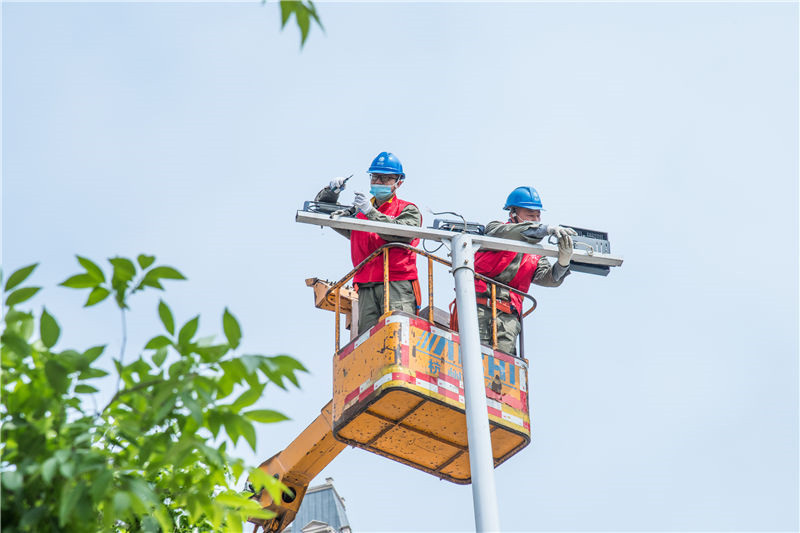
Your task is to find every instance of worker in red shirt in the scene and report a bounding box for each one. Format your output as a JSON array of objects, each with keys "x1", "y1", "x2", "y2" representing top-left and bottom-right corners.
[
  {"x1": 473, "y1": 186, "x2": 576, "y2": 356},
  {"x1": 317, "y1": 152, "x2": 422, "y2": 334}
]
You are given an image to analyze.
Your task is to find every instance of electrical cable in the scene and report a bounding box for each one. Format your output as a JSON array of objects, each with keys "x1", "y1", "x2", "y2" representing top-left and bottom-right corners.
[
  {"x1": 422, "y1": 239, "x2": 445, "y2": 253},
  {"x1": 423, "y1": 207, "x2": 468, "y2": 254},
  {"x1": 428, "y1": 209, "x2": 468, "y2": 233}
]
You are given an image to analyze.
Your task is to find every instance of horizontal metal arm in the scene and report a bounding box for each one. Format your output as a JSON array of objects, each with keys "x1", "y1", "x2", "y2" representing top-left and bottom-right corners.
[{"x1": 296, "y1": 210, "x2": 624, "y2": 268}]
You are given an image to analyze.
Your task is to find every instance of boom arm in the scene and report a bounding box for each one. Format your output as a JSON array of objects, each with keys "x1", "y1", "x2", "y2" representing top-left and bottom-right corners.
[{"x1": 248, "y1": 402, "x2": 346, "y2": 532}]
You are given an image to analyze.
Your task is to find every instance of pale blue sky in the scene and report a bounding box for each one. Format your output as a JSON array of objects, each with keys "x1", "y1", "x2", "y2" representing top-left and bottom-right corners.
[{"x1": 3, "y1": 2, "x2": 798, "y2": 531}]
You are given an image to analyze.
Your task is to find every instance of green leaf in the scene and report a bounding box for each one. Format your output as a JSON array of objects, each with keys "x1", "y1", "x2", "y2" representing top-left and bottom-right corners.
[
  {"x1": 2, "y1": 331, "x2": 31, "y2": 356},
  {"x1": 54, "y1": 449, "x2": 70, "y2": 463},
  {"x1": 153, "y1": 508, "x2": 173, "y2": 533},
  {"x1": 42, "y1": 457, "x2": 58, "y2": 483},
  {"x1": 195, "y1": 343, "x2": 229, "y2": 363},
  {"x1": 4, "y1": 263, "x2": 37, "y2": 292},
  {"x1": 279, "y1": 0, "x2": 292, "y2": 27},
  {"x1": 244, "y1": 409, "x2": 290, "y2": 424},
  {"x1": 19, "y1": 506, "x2": 47, "y2": 528},
  {"x1": 147, "y1": 266, "x2": 186, "y2": 281},
  {"x1": 57, "y1": 349, "x2": 84, "y2": 372},
  {"x1": 109, "y1": 257, "x2": 136, "y2": 282},
  {"x1": 45, "y1": 360, "x2": 70, "y2": 394},
  {"x1": 144, "y1": 335, "x2": 172, "y2": 350},
  {"x1": 182, "y1": 392, "x2": 203, "y2": 425},
  {"x1": 137, "y1": 254, "x2": 156, "y2": 269},
  {"x1": 178, "y1": 316, "x2": 199, "y2": 346},
  {"x1": 58, "y1": 480, "x2": 85, "y2": 526},
  {"x1": 58, "y1": 459, "x2": 75, "y2": 478},
  {"x1": 138, "y1": 277, "x2": 164, "y2": 290},
  {"x1": 277, "y1": 1, "x2": 321, "y2": 48},
  {"x1": 127, "y1": 478, "x2": 156, "y2": 506},
  {"x1": 158, "y1": 300, "x2": 174, "y2": 335},
  {"x1": 85, "y1": 286, "x2": 110, "y2": 307},
  {"x1": 260, "y1": 354, "x2": 308, "y2": 389},
  {"x1": 223, "y1": 307, "x2": 242, "y2": 349},
  {"x1": 20, "y1": 313, "x2": 35, "y2": 340},
  {"x1": 83, "y1": 345, "x2": 106, "y2": 364},
  {"x1": 240, "y1": 354, "x2": 263, "y2": 375},
  {"x1": 77, "y1": 255, "x2": 105, "y2": 282},
  {"x1": 40, "y1": 307, "x2": 60, "y2": 348},
  {"x1": 217, "y1": 370, "x2": 236, "y2": 398},
  {"x1": 248, "y1": 468, "x2": 284, "y2": 503},
  {"x1": 74, "y1": 384, "x2": 98, "y2": 393},
  {"x1": 216, "y1": 491, "x2": 249, "y2": 508},
  {"x1": 141, "y1": 516, "x2": 160, "y2": 533},
  {"x1": 4, "y1": 309, "x2": 32, "y2": 323},
  {"x1": 113, "y1": 491, "x2": 131, "y2": 514},
  {"x1": 168, "y1": 359, "x2": 190, "y2": 380},
  {"x1": 78, "y1": 367, "x2": 109, "y2": 380},
  {"x1": 90, "y1": 470, "x2": 113, "y2": 500},
  {"x1": 238, "y1": 417, "x2": 257, "y2": 451},
  {"x1": 248, "y1": 507, "x2": 278, "y2": 521},
  {"x1": 59, "y1": 273, "x2": 98, "y2": 289},
  {"x1": 231, "y1": 382, "x2": 266, "y2": 412},
  {"x1": 296, "y1": 4, "x2": 311, "y2": 46},
  {"x1": 153, "y1": 395, "x2": 176, "y2": 423},
  {"x1": 307, "y1": 1, "x2": 324, "y2": 30},
  {"x1": 222, "y1": 413, "x2": 241, "y2": 445},
  {"x1": 5, "y1": 286, "x2": 41, "y2": 307},
  {"x1": 2, "y1": 470, "x2": 23, "y2": 491},
  {"x1": 152, "y1": 347, "x2": 168, "y2": 367},
  {"x1": 207, "y1": 411, "x2": 222, "y2": 438},
  {"x1": 137, "y1": 265, "x2": 186, "y2": 292}
]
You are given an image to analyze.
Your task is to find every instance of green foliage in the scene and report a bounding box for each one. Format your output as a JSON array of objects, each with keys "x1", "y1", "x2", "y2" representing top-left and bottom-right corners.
[
  {"x1": 276, "y1": 0, "x2": 324, "y2": 47},
  {"x1": 1, "y1": 256, "x2": 307, "y2": 532}
]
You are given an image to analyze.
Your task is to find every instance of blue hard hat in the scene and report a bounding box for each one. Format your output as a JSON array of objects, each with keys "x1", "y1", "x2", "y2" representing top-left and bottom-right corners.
[
  {"x1": 368, "y1": 152, "x2": 405, "y2": 179},
  {"x1": 504, "y1": 186, "x2": 545, "y2": 211}
]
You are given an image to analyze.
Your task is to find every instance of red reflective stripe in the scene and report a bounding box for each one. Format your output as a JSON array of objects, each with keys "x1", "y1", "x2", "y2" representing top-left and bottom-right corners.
[
  {"x1": 475, "y1": 251, "x2": 541, "y2": 314},
  {"x1": 507, "y1": 254, "x2": 541, "y2": 313}
]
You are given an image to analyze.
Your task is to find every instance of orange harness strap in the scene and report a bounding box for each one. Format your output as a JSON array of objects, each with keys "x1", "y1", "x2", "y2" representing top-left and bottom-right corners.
[
  {"x1": 475, "y1": 297, "x2": 513, "y2": 315},
  {"x1": 448, "y1": 299, "x2": 459, "y2": 331},
  {"x1": 411, "y1": 279, "x2": 422, "y2": 308},
  {"x1": 448, "y1": 297, "x2": 514, "y2": 331}
]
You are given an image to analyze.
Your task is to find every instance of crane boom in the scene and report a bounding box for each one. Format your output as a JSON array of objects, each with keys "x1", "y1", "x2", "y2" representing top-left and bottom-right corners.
[{"x1": 249, "y1": 402, "x2": 346, "y2": 532}]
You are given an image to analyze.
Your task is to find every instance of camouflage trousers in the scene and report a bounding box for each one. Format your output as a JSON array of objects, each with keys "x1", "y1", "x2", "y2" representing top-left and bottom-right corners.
[
  {"x1": 356, "y1": 280, "x2": 418, "y2": 334},
  {"x1": 476, "y1": 304, "x2": 521, "y2": 356}
]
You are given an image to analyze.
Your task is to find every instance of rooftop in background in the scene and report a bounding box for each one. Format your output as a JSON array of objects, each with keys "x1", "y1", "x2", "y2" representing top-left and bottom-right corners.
[{"x1": 287, "y1": 478, "x2": 351, "y2": 533}]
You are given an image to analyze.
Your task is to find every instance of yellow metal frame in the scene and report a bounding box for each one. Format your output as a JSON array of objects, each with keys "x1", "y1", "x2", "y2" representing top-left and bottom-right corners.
[{"x1": 326, "y1": 242, "x2": 537, "y2": 354}]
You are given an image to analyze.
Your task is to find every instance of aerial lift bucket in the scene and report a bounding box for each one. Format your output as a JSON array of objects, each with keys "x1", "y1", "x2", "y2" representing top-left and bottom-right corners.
[{"x1": 332, "y1": 310, "x2": 530, "y2": 484}]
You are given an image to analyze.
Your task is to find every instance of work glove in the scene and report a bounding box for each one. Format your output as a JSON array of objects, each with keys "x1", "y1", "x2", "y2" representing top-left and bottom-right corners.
[
  {"x1": 547, "y1": 225, "x2": 577, "y2": 239},
  {"x1": 329, "y1": 177, "x2": 348, "y2": 193},
  {"x1": 353, "y1": 192, "x2": 374, "y2": 216},
  {"x1": 557, "y1": 234, "x2": 574, "y2": 267}
]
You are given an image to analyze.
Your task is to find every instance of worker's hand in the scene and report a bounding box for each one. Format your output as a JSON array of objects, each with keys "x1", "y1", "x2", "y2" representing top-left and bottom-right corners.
[
  {"x1": 557, "y1": 234, "x2": 574, "y2": 267},
  {"x1": 353, "y1": 192, "x2": 374, "y2": 216},
  {"x1": 329, "y1": 177, "x2": 348, "y2": 193},
  {"x1": 547, "y1": 225, "x2": 577, "y2": 239}
]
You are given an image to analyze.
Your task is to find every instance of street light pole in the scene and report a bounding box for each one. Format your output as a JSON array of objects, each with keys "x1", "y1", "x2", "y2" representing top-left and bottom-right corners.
[{"x1": 451, "y1": 233, "x2": 501, "y2": 532}]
